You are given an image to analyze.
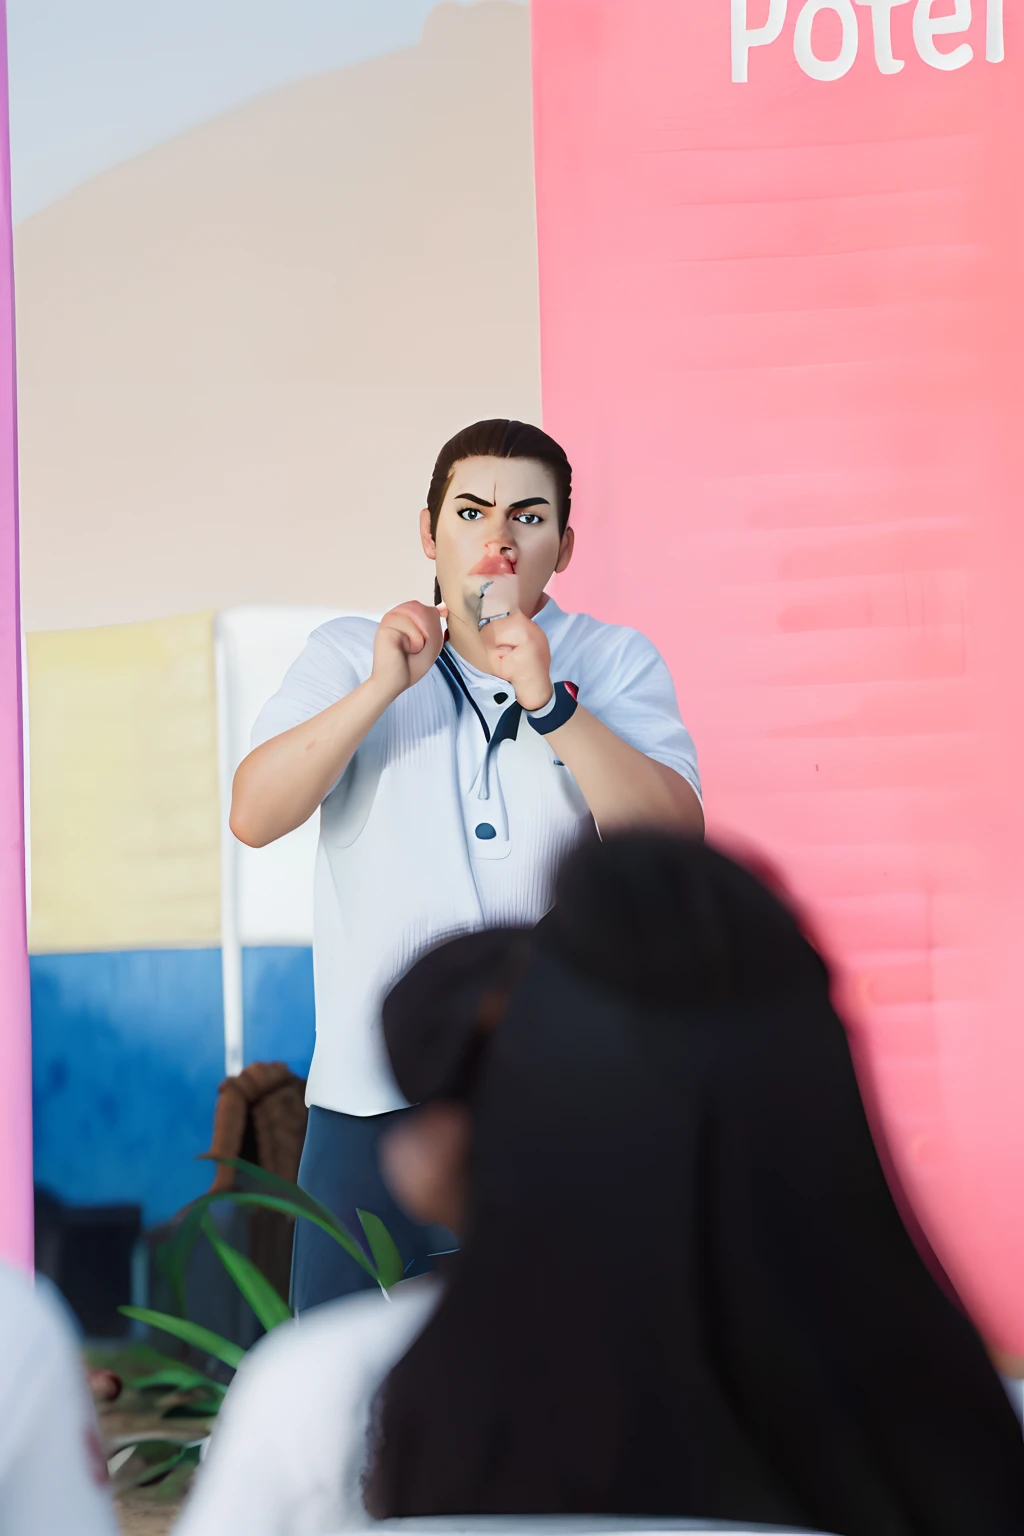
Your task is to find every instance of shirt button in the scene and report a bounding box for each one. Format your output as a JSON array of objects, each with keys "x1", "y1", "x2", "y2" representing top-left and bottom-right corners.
[
  {"x1": 493, "y1": 692, "x2": 509, "y2": 704},
  {"x1": 475, "y1": 823, "x2": 497, "y2": 841}
]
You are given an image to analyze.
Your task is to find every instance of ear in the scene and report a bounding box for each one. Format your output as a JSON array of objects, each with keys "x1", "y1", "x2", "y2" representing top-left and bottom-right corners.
[
  {"x1": 555, "y1": 523, "x2": 575, "y2": 575},
  {"x1": 420, "y1": 506, "x2": 437, "y2": 560},
  {"x1": 379, "y1": 1102, "x2": 470, "y2": 1236}
]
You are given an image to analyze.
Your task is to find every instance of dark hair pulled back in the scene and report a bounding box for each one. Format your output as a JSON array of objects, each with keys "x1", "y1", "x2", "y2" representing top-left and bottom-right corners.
[{"x1": 426, "y1": 420, "x2": 572, "y2": 605}]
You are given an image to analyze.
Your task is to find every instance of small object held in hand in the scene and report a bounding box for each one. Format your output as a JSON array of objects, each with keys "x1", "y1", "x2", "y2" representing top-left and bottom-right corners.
[
  {"x1": 88, "y1": 1368, "x2": 123, "y2": 1403},
  {"x1": 477, "y1": 573, "x2": 518, "y2": 630}
]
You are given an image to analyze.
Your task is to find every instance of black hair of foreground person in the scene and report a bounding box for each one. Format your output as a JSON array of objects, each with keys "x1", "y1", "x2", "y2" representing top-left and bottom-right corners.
[{"x1": 367, "y1": 833, "x2": 1024, "y2": 1535}]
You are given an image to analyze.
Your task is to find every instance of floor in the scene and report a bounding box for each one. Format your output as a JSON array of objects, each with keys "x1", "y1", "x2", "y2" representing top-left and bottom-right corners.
[
  {"x1": 90, "y1": 1345, "x2": 211, "y2": 1535},
  {"x1": 99, "y1": 1396, "x2": 198, "y2": 1535}
]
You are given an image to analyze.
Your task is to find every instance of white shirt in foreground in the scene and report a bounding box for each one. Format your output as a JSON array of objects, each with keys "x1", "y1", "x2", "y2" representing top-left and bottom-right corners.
[
  {"x1": 0, "y1": 1261, "x2": 119, "y2": 1536},
  {"x1": 174, "y1": 1278, "x2": 439, "y2": 1536},
  {"x1": 174, "y1": 1274, "x2": 839, "y2": 1536},
  {"x1": 251, "y1": 598, "x2": 701, "y2": 1117}
]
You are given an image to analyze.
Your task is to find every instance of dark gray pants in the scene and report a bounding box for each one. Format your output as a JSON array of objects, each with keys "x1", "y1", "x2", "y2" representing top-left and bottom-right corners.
[{"x1": 290, "y1": 1103, "x2": 453, "y2": 1314}]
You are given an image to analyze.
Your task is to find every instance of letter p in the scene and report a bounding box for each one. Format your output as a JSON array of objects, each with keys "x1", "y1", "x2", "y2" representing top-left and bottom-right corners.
[{"x1": 732, "y1": 0, "x2": 789, "y2": 82}]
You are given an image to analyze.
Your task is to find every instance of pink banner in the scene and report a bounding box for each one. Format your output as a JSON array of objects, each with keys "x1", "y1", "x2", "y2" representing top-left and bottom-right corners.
[
  {"x1": 0, "y1": 0, "x2": 32, "y2": 1272},
  {"x1": 533, "y1": 0, "x2": 1024, "y2": 1345}
]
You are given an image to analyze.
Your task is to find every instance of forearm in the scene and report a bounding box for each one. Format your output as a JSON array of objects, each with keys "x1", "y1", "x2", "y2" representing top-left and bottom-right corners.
[
  {"x1": 546, "y1": 704, "x2": 704, "y2": 836},
  {"x1": 230, "y1": 677, "x2": 393, "y2": 847}
]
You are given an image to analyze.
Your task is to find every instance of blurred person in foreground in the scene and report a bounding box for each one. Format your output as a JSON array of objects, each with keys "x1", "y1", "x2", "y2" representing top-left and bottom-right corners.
[
  {"x1": 0, "y1": 1261, "x2": 118, "y2": 1535},
  {"x1": 175, "y1": 834, "x2": 1024, "y2": 1536}
]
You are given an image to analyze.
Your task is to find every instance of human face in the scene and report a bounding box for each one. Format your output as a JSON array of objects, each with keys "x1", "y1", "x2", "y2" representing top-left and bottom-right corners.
[{"x1": 420, "y1": 455, "x2": 573, "y2": 627}]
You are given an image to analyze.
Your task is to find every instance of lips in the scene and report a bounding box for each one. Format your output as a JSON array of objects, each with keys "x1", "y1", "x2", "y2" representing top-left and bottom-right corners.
[{"x1": 471, "y1": 555, "x2": 516, "y2": 577}]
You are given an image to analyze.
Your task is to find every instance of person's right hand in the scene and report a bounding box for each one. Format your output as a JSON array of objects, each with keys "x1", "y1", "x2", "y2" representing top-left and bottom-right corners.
[{"x1": 372, "y1": 601, "x2": 444, "y2": 700}]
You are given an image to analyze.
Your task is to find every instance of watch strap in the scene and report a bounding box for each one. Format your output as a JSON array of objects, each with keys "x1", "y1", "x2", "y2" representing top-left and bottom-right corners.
[{"x1": 527, "y1": 681, "x2": 579, "y2": 736}]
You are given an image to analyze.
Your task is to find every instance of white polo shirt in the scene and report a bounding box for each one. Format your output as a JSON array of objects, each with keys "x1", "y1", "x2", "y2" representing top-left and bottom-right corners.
[{"x1": 251, "y1": 597, "x2": 700, "y2": 1115}]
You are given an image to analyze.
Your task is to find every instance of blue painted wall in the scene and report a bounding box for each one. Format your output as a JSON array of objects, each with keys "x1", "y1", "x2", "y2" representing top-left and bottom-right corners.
[
  {"x1": 31, "y1": 945, "x2": 315, "y2": 1228},
  {"x1": 242, "y1": 945, "x2": 315, "y2": 1079}
]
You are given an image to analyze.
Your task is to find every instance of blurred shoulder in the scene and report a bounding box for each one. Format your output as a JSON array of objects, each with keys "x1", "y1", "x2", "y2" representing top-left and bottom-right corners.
[
  {"x1": 0, "y1": 1264, "x2": 73, "y2": 1364},
  {"x1": 234, "y1": 1277, "x2": 439, "y2": 1398}
]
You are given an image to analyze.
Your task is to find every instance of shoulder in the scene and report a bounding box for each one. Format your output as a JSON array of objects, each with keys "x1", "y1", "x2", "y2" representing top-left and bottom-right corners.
[
  {"x1": 179, "y1": 1284, "x2": 438, "y2": 1536},
  {"x1": 187, "y1": 1280, "x2": 440, "y2": 1523},
  {"x1": 0, "y1": 1260, "x2": 45, "y2": 1326},
  {"x1": 231, "y1": 1277, "x2": 438, "y2": 1405},
  {"x1": 0, "y1": 1267, "x2": 85, "y2": 1476},
  {"x1": 275, "y1": 616, "x2": 379, "y2": 695},
  {"x1": 306, "y1": 616, "x2": 379, "y2": 663},
  {"x1": 548, "y1": 605, "x2": 667, "y2": 677},
  {"x1": 0, "y1": 1264, "x2": 72, "y2": 1370}
]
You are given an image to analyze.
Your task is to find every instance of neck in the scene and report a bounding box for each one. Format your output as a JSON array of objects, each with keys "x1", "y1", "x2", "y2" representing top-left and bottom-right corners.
[{"x1": 444, "y1": 591, "x2": 549, "y2": 674}]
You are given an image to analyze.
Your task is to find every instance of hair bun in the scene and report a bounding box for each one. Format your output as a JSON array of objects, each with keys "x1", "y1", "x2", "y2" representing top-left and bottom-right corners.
[{"x1": 542, "y1": 833, "x2": 823, "y2": 1007}]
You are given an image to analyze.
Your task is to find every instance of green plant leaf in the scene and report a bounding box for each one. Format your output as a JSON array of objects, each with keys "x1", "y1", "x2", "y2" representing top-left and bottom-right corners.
[
  {"x1": 127, "y1": 1441, "x2": 202, "y2": 1489},
  {"x1": 154, "y1": 1448, "x2": 203, "y2": 1500},
  {"x1": 176, "y1": 1189, "x2": 379, "y2": 1279},
  {"x1": 132, "y1": 1367, "x2": 226, "y2": 1397},
  {"x1": 128, "y1": 1449, "x2": 187, "y2": 1487},
  {"x1": 210, "y1": 1156, "x2": 321, "y2": 1208},
  {"x1": 212, "y1": 1157, "x2": 380, "y2": 1275},
  {"x1": 156, "y1": 1202, "x2": 209, "y2": 1317},
  {"x1": 119, "y1": 1307, "x2": 245, "y2": 1371},
  {"x1": 108, "y1": 1433, "x2": 205, "y2": 1455},
  {"x1": 86, "y1": 1343, "x2": 179, "y2": 1378},
  {"x1": 160, "y1": 1398, "x2": 224, "y2": 1419},
  {"x1": 199, "y1": 1214, "x2": 292, "y2": 1332},
  {"x1": 161, "y1": 1174, "x2": 378, "y2": 1282},
  {"x1": 357, "y1": 1208, "x2": 406, "y2": 1290},
  {"x1": 108, "y1": 1434, "x2": 205, "y2": 1481}
]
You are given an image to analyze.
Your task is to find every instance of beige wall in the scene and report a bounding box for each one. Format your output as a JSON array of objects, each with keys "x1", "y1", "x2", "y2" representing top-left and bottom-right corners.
[
  {"x1": 14, "y1": 1, "x2": 539, "y2": 633},
  {"x1": 26, "y1": 613, "x2": 221, "y2": 952}
]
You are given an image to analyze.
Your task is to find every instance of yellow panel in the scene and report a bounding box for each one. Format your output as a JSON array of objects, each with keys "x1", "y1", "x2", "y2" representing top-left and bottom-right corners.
[{"x1": 27, "y1": 612, "x2": 220, "y2": 952}]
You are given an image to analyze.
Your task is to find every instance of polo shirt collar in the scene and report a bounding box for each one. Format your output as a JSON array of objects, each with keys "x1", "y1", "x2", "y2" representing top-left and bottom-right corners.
[
  {"x1": 443, "y1": 645, "x2": 503, "y2": 692},
  {"x1": 531, "y1": 592, "x2": 564, "y2": 634}
]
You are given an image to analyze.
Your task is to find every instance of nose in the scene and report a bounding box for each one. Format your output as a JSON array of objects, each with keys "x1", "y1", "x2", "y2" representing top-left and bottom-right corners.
[{"x1": 484, "y1": 533, "x2": 516, "y2": 558}]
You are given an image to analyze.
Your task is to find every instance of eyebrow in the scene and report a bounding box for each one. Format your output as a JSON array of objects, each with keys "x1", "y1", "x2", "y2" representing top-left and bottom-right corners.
[{"x1": 452, "y1": 492, "x2": 551, "y2": 510}]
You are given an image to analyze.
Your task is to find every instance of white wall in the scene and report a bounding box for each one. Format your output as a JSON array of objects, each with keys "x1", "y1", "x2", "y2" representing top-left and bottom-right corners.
[{"x1": 215, "y1": 605, "x2": 378, "y2": 1072}]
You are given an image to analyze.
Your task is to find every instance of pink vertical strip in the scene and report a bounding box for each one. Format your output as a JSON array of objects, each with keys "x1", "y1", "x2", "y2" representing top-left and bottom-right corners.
[
  {"x1": 0, "y1": 0, "x2": 31, "y2": 1272},
  {"x1": 533, "y1": 1, "x2": 1024, "y2": 1346}
]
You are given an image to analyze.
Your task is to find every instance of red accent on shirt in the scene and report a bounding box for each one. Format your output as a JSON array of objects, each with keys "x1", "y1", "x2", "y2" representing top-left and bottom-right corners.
[{"x1": 85, "y1": 1423, "x2": 108, "y2": 1487}]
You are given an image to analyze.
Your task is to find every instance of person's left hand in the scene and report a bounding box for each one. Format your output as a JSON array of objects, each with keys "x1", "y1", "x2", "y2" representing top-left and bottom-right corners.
[{"x1": 482, "y1": 613, "x2": 553, "y2": 713}]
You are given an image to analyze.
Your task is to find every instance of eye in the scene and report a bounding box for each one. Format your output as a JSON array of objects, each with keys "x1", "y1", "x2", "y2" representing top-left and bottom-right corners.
[
  {"x1": 513, "y1": 512, "x2": 543, "y2": 525},
  {"x1": 456, "y1": 507, "x2": 484, "y2": 521}
]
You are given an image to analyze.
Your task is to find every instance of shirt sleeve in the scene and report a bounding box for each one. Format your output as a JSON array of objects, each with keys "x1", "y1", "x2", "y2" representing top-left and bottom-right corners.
[
  {"x1": 174, "y1": 1282, "x2": 438, "y2": 1536},
  {"x1": 0, "y1": 1280, "x2": 119, "y2": 1536},
  {"x1": 580, "y1": 627, "x2": 702, "y2": 801},
  {"x1": 250, "y1": 624, "x2": 366, "y2": 751},
  {"x1": 172, "y1": 1343, "x2": 305, "y2": 1536}
]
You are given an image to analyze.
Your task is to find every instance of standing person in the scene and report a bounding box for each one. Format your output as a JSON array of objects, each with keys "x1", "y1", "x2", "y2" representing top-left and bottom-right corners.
[{"x1": 229, "y1": 419, "x2": 703, "y2": 1311}]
